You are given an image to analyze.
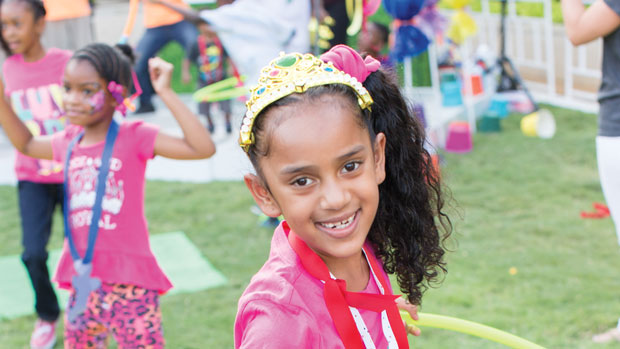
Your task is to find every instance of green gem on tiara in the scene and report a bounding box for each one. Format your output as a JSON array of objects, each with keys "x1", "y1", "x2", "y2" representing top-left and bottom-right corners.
[{"x1": 275, "y1": 54, "x2": 298, "y2": 68}]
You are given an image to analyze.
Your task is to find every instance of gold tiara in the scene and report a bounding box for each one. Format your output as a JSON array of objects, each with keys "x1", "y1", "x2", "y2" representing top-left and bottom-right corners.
[{"x1": 239, "y1": 52, "x2": 374, "y2": 152}]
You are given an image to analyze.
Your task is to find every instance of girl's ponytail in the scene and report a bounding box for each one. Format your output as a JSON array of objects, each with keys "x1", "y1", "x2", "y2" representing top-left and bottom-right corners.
[{"x1": 363, "y1": 68, "x2": 451, "y2": 305}]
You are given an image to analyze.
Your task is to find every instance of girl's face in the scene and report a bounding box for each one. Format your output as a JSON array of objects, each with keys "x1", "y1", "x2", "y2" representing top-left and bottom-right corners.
[
  {"x1": 62, "y1": 59, "x2": 117, "y2": 127},
  {"x1": 246, "y1": 95, "x2": 386, "y2": 267},
  {"x1": 358, "y1": 24, "x2": 383, "y2": 55},
  {"x1": 0, "y1": 1, "x2": 43, "y2": 55}
]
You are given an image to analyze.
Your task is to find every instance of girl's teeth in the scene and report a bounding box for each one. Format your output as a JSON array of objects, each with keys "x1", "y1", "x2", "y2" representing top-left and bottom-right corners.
[{"x1": 320, "y1": 213, "x2": 355, "y2": 229}]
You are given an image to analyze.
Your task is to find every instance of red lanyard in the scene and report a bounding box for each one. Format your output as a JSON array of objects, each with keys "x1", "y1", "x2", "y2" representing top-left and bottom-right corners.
[{"x1": 286, "y1": 223, "x2": 409, "y2": 348}]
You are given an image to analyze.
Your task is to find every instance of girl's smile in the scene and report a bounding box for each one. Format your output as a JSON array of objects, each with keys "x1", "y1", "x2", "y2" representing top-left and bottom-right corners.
[
  {"x1": 249, "y1": 94, "x2": 386, "y2": 272},
  {"x1": 315, "y1": 209, "x2": 360, "y2": 239}
]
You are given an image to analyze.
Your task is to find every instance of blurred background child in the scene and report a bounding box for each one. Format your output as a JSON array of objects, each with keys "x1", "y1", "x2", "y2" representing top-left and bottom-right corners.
[
  {"x1": 357, "y1": 21, "x2": 391, "y2": 66},
  {"x1": 0, "y1": 1, "x2": 72, "y2": 347},
  {"x1": 0, "y1": 43, "x2": 215, "y2": 347},
  {"x1": 183, "y1": 29, "x2": 233, "y2": 134}
]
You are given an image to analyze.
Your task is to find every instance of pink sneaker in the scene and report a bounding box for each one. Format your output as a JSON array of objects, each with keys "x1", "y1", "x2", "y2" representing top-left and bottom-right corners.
[{"x1": 30, "y1": 319, "x2": 56, "y2": 349}]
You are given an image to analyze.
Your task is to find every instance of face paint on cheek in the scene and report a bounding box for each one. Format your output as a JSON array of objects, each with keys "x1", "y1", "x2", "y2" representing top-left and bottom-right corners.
[{"x1": 88, "y1": 91, "x2": 105, "y2": 114}]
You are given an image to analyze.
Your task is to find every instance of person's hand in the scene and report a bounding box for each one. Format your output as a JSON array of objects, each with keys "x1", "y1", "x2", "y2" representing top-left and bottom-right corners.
[
  {"x1": 181, "y1": 70, "x2": 192, "y2": 85},
  {"x1": 148, "y1": 57, "x2": 174, "y2": 94},
  {"x1": 396, "y1": 297, "x2": 421, "y2": 336}
]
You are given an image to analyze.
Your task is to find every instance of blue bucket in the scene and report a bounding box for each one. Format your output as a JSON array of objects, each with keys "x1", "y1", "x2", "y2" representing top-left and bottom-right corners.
[
  {"x1": 486, "y1": 97, "x2": 509, "y2": 118},
  {"x1": 440, "y1": 80, "x2": 463, "y2": 107}
]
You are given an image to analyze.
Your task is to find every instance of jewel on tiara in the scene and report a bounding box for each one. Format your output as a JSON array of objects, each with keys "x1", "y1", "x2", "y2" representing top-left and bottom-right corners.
[{"x1": 239, "y1": 52, "x2": 374, "y2": 152}]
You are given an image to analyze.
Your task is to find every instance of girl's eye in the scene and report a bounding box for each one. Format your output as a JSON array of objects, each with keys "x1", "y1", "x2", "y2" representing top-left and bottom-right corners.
[
  {"x1": 292, "y1": 177, "x2": 313, "y2": 187},
  {"x1": 342, "y1": 161, "x2": 360, "y2": 173}
]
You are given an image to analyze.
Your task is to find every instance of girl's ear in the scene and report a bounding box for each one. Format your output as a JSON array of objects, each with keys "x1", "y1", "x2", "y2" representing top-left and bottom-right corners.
[
  {"x1": 244, "y1": 173, "x2": 282, "y2": 218},
  {"x1": 34, "y1": 16, "x2": 45, "y2": 37},
  {"x1": 373, "y1": 132, "x2": 386, "y2": 185}
]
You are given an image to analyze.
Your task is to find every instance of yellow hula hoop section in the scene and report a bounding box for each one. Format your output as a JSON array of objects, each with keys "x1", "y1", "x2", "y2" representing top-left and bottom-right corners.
[
  {"x1": 346, "y1": 0, "x2": 363, "y2": 36},
  {"x1": 346, "y1": 0, "x2": 355, "y2": 21},
  {"x1": 192, "y1": 76, "x2": 248, "y2": 102},
  {"x1": 401, "y1": 312, "x2": 546, "y2": 348}
]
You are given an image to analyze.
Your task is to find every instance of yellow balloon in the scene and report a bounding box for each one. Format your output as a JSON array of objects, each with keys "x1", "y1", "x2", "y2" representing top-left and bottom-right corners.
[
  {"x1": 442, "y1": 0, "x2": 473, "y2": 9},
  {"x1": 446, "y1": 10, "x2": 477, "y2": 44},
  {"x1": 346, "y1": 0, "x2": 363, "y2": 36}
]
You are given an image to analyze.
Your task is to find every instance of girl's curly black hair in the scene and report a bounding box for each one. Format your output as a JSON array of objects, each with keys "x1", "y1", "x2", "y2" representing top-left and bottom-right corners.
[
  {"x1": 0, "y1": 0, "x2": 46, "y2": 56},
  {"x1": 246, "y1": 66, "x2": 451, "y2": 305}
]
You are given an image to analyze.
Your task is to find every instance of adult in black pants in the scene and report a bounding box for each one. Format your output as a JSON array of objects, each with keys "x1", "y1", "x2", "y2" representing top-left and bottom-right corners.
[{"x1": 323, "y1": 0, "x2": 350, "y2": 47}]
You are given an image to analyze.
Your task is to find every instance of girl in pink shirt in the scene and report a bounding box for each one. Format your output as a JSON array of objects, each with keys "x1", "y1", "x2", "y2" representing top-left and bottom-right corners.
[
  {"x1": 0, "y1": 43, "x2": 215, "y2": 347},
  {"x1": 0, "y1": 1, "x2": 71, "y2": 347},
  {"x1": 236, "y1": 45, "x2": 451, "y2": 347}
]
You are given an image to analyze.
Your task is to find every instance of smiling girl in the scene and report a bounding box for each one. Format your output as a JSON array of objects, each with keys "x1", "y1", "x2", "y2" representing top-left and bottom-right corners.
[
  {"x1": 235, "y1": 45, "x2": 451, "y2": 347},
  {"x1": 0, "y1": 1, "x2": 71, "y2": 347},
  {"x1": 0, "y1": 43, "x2": 215, "y2": 347}
]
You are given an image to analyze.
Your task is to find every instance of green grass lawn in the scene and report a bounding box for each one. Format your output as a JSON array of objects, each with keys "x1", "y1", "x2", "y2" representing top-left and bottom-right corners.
[{"x1": 2, "y1": 105, "x2": 620, "y2": 348}]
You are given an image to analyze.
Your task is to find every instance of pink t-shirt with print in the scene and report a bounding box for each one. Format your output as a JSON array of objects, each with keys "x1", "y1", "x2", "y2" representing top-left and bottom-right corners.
[
  {"x1": 2, "y1": 48, "x2": 72, "y2": 183},
  {"x1": 234, "y1": 222, "x2": 392, "y2": 348},
  {"x1": 50, "y1": 120, "x2": 172, "y2": 293}
]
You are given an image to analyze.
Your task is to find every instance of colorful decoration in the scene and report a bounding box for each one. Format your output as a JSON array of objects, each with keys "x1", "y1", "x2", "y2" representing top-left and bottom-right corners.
[
  {"x1": 106, "y1": 70, "x2": 142, "y2": 117},
  {"x1": 384, "y1": 0, "x2": 430, "y2": 61},
  {"x1": 401, "y1": 311, "x2": 546, "y2": 348},
  {"x1": 88, "y1": 91, "x2": 105, "y2": 114},
  {"x1": 239, "y1": 52, "x2": 374, "y2": 151},
  {"x1": 416, "y1": 0, "x2": 448, "y2": 39},
  {"x1": 443, "y1": 0, "x2": 477, "y2": 44}
]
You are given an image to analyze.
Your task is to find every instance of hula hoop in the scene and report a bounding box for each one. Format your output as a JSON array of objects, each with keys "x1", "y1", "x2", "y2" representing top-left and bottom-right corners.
[
  {"x1": 346, "y1": 0, "x2": 363, "y2": 36},
  {"x1": 401, "y1": 312, "x2": 546, "y2": 348},
  {"x1": 192, "y1": 75, "x2": 248, "y2": 103}
]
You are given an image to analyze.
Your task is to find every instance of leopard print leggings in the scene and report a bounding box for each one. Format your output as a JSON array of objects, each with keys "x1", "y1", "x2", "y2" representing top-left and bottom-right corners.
[{"x1": 64, "y1": 283, "x2": 164, "y2": 348}]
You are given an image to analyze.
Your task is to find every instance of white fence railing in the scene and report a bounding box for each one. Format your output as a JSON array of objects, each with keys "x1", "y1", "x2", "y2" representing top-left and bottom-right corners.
[{"x1": 462, "y1": 0, "x2": 601, "y2": 113}]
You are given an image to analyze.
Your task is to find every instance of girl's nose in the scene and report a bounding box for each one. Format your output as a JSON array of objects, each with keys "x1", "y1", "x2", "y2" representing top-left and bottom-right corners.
[
  {"x1": 319, "y1": 178, "x2": 350, "y2": 211},
  {"x1": 62, "y1": 91, "x2": 82, "y2": 108}
]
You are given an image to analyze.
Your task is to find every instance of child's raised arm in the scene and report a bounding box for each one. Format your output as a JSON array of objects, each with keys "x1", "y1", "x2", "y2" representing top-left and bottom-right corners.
[
  {"x1": 561, "y1": 0, "x2": 620, "y2": 45},
  {"x1": 148, "y1": 57, "x2": 216, "y2": 159},
  {"x1": 0, "y1": 80, "x2": 53, "y2": 160}
]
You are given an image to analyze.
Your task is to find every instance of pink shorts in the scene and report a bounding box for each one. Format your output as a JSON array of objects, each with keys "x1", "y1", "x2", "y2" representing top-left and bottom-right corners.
[{"x1": 63, "y1": 283, "x2": 164, "y2": 348}]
